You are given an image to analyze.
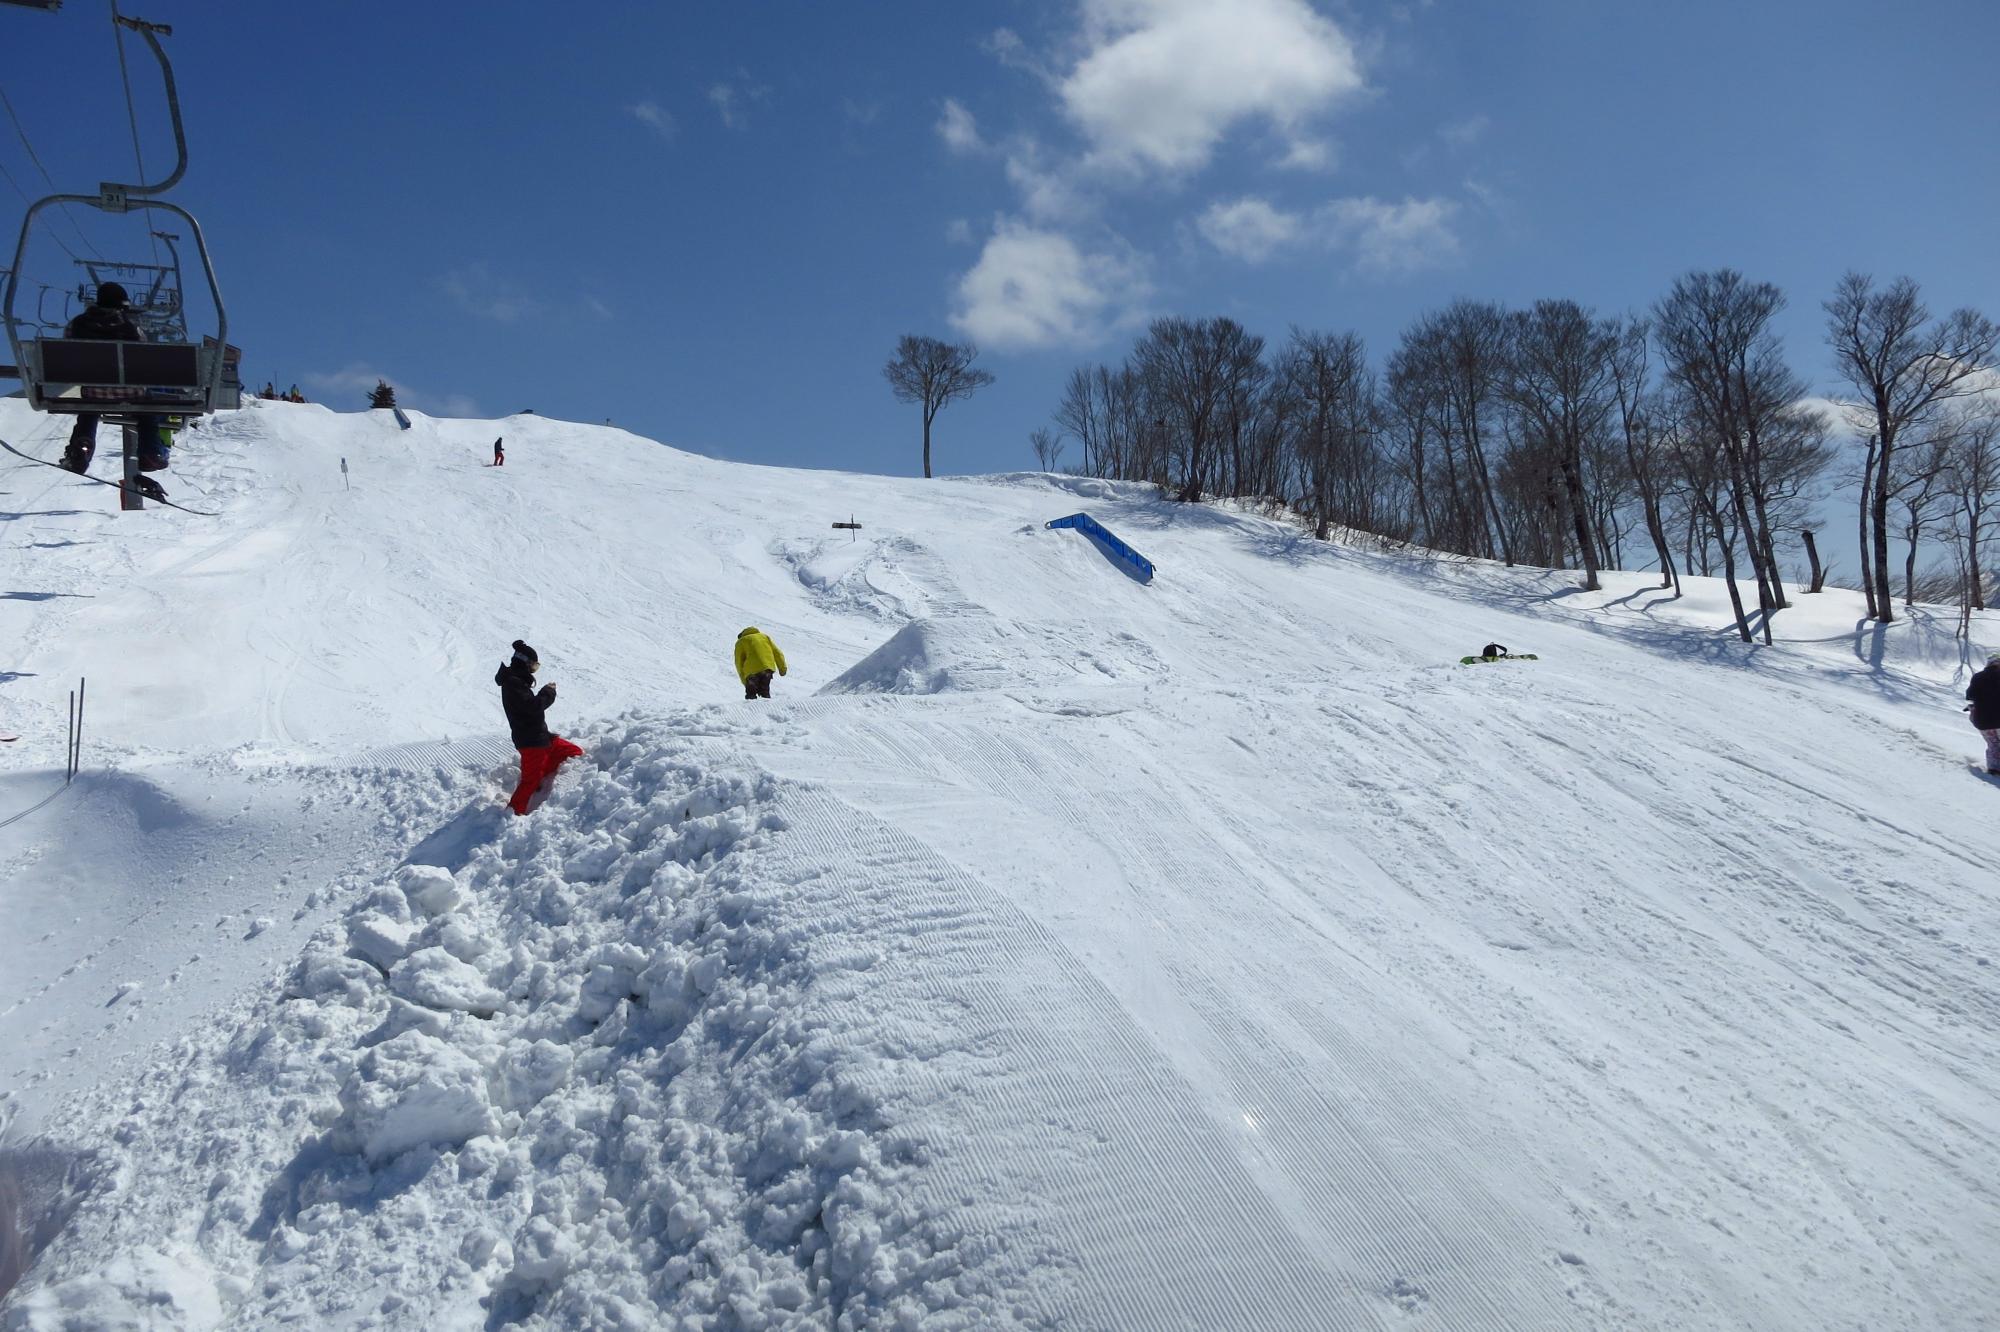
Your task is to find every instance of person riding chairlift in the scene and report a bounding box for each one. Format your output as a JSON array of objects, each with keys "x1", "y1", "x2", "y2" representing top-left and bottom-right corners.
[{"x1": 59, "y1": 282, "x2": 171, "y2": 500}]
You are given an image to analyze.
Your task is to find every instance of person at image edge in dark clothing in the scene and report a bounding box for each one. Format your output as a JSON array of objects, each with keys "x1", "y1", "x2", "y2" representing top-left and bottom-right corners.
[
  {"x1": 496, "y1": 639, "x2": 582, "y2": 813},
  {"x1": 1967, "y1": 651, "x2": 2000, "y2": 774}
]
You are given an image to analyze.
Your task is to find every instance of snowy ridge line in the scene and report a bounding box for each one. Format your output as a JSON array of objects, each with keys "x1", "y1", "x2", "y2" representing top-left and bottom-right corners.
[
  {"x1": 782, "y1": 708, "x2": 1598, "y2": 1327},
  {"x1": 764, "y1": 782, "x2": 1364, "y2": 1329}
]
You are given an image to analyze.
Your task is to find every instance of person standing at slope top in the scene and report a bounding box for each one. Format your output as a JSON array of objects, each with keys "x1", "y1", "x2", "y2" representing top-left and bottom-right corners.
[
  {"x1": 496, "y1": 639, "x2": 583, "y2": 814},
  {"x1": 1967, "y1": 651, "x2": 2000, "y2": 775},
  {"x1": 735, "y1": 626, "x2": 787, "y2": 700},
  {"x1": 492, "y1": 437, "x2": 505, "y2": 466}
]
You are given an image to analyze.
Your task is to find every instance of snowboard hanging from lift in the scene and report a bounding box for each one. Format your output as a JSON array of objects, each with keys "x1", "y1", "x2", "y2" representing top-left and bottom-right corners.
[{"x1": 0, "y1": 435, "x2": 217, "y2": 516}]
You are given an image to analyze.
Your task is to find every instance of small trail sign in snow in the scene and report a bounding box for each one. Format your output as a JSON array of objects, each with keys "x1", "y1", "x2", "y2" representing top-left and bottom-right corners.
[{"x1": 833, "y1": 516, "x2": 861, "y2": 542}]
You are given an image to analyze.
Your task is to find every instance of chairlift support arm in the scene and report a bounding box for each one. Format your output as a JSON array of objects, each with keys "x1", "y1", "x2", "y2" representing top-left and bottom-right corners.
[{"x1": 104, "y1": 15, "x2": 187, "y2": 203}]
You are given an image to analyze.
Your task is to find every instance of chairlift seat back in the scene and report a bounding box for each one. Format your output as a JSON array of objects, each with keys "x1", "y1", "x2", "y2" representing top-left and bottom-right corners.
[{"x1": 24, "y1": 336, "x2": 215, "y2": 413}]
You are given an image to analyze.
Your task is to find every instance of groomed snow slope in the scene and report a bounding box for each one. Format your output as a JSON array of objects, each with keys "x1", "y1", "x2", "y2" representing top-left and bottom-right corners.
[{"x1": 2, "y1": 398, "x2": 1998, "y2": 1330}]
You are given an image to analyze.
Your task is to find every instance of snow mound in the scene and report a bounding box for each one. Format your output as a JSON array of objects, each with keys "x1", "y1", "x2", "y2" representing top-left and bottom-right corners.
[
  {"x1": 7, "y1": 715, "x2": 1007, "y2": 1329},
  {"x1": 818, "y1": 614, "x2": 1029, "y2": 695}
]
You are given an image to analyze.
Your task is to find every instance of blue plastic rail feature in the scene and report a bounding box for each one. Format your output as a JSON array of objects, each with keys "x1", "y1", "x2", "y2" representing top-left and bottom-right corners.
[
  {"x1": 1045, "y1": 512, "x2": 1155, "y2": 583},
  {"x1": 391, "y1": 406, "x2": 412, "y2": 430}
]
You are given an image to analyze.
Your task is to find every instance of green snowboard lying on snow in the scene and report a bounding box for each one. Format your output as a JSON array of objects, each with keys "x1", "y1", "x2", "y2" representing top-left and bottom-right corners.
[{"x1": 1460, "y1": 653, "x2": 1539, "y2": 665}]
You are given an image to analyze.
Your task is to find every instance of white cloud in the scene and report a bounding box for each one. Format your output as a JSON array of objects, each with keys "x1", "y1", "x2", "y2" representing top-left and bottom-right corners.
[
  {"x1": 945, "y1": 218, "x2": 975, "y2": 245},
  {"x1": 937, "y1": 99, "x2": 984, "y2": 154},
  {"x1": 441, "y1": 265, "x2": 539, "y2": 324},
  {"x1": 709, "y1": 84, "x2": 740, "y2": 128},
  {"x1": 950, "y1": 222, "x2": 1147, "y2": 350},
  {"x1": 983, "y1": 27, "x2": 1042, "y2": 75},
  {"x1": 1003, "y1": 139, "x2": 1089, "y2": 222},
  {"x1": 1275, "y1": 136, "x2": 1337, "y2": 172},
  {"x1": 708, "y1": 71, "x2": 769, "y2": 130},
  {"x1": 627, "y1": 101, "x2": 675, "y2": 141},
  {"x1": 1314, "y1": 195, "x2": 1460, "y2": 274},
  {"x1": 1059, "y1": 0, "x2": 1366, "y2": 174},
  {"x1": 302, "y1": 364, "x2": 482, "y2": 418},
  {"x1": 1197, "y1": 196, "x2": 1302, "y2": 262},
  {"x1": 1439, "y1": 113, "x2": 1489, "y2": 150},
  {"x1": 1196, "y1": 193, "x2": 1461, "y2": 273}
]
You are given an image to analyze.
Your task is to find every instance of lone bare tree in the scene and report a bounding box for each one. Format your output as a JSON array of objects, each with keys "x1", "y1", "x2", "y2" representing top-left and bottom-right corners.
[{"x1": 883, "y1": 335, "x2": 994, "y2": 478}]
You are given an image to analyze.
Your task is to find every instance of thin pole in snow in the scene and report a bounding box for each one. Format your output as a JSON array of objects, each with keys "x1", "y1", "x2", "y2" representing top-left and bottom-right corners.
[
  {"x1": 67, "y1": 688, "x2": 75, "y2": 783},
  {"x1": 341, "y1": 457, "x2": 349, "y2": 491},
  {"x1": 68, "y1": 677, "x2": 84, "y2": 782}
]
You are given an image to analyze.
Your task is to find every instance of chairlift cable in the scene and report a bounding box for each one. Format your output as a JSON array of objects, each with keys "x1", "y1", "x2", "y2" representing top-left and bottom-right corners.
[
  {"x1": 108, "y1": 0, "x2": 160, "y2": 268},
  {"x1": 1, "y1": 155, "x2": 85, "y2": 264},
  {"x1": 0, "y1": 83, "x2": 97, "y2": 260}
]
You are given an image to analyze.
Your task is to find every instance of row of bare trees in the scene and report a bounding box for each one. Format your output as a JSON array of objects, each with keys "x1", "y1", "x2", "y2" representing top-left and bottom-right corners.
[{"x1": 1037, "y1": 270, "x2": 1998, "y2": 639}]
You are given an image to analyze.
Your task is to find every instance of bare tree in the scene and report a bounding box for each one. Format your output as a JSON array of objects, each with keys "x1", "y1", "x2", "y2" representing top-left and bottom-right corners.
[
  {"x1": 1608, "y1": 320, "x2": 1680, "y2": 593},
  {"x1": 1656, "y1": 270, "x2": 1821, "y2": 642},
  {"x1": 1799, "y1": 529, "x2": 1828, "y2": 592},
  {"x1": 1498, "y1": 300, "x2": 1619, "y2": 590},
  {"x1": 1282, "y1": 328, "x2": 1376, "y2": 540},
  {"x1": 1660, "y1": 399, "x2": 1760, "y2": 640},
  {"x1": 1824, "y1": 273, "x2": 1999, "y2": 621},
  {"x1": 1941, "y1": 393, "x2": 2000, "y2": 610},
  {"x1": 1396, "y1": 301, "x2": 1513, "y2": 562},
  {"x1": 883, "y1": 335, "x2": 995, "y2": 479},
  {"x1": 1030, "y1": 427, "x2": 1066, "y2": 472},
  {"x1": 1134, "y1": 316, "x2": 1259, "y2": 502}
]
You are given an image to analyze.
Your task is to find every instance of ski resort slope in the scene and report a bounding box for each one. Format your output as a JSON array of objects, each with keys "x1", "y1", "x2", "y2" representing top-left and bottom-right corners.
[{"x1": 1, "y1": 397, "x2": 1997, "y2": 1330}]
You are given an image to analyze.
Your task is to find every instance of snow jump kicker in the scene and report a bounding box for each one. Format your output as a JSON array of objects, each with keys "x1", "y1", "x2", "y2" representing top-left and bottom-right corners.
[{"x1": 1045, "y1": 512, "x2": 1155, "y2": 584}]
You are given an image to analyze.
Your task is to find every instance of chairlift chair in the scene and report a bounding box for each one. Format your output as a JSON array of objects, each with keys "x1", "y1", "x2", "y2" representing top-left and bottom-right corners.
[{"x1": 0, "y1": 16, "x2": 234, "y2": 419}]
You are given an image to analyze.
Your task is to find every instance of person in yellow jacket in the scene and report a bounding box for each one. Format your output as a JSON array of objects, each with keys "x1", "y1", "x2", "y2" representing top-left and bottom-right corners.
[{"x1": 734, "y1": 626, "x2": 787, "y2": 700}]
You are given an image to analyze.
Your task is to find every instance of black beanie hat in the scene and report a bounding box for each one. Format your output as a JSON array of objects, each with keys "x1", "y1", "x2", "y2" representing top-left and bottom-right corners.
[
  {"x1": 511, "y1": 639, "x2": 538, "y2": 665},
  {"x1": 96, "y1": 281, "x2": 129, "y2": 308}
]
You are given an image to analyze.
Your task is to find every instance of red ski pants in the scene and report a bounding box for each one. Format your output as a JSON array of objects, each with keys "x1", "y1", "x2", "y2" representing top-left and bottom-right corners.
[{"x1": 509, "y1": 736, "x2": 583, "y2": 814}]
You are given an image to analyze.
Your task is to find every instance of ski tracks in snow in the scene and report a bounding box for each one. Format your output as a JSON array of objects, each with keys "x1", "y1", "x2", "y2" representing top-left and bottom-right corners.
[{"x1": 746, "y1": 704, "x2": 1605, "y2": 1329}]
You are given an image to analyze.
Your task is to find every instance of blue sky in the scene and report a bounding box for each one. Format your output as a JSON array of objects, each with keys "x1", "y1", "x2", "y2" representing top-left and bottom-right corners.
[{"x1": 4, "y1": 0, "x2": 1996, "y2": 512}]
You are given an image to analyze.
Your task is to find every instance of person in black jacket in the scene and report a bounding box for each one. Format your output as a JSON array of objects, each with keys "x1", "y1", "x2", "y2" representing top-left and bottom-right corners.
[
  {"x1": 1967, "y1": 652, "x2": 2000, "y2": 775},
  {"x1": 59, "y1": 282, "x2": 172, "y2": 497},
  {"x1": 496, "y1": 639, "x2": 583, "y2": 813}
]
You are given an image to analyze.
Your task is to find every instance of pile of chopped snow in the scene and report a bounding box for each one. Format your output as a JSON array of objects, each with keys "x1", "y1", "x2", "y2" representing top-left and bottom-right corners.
[
  {"x1": 6, "y1": 715, "x2": 1010, "y2": 1329},
  {"x1": 818, "y1": 614, "x2": 1031, "y2": 695}
]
